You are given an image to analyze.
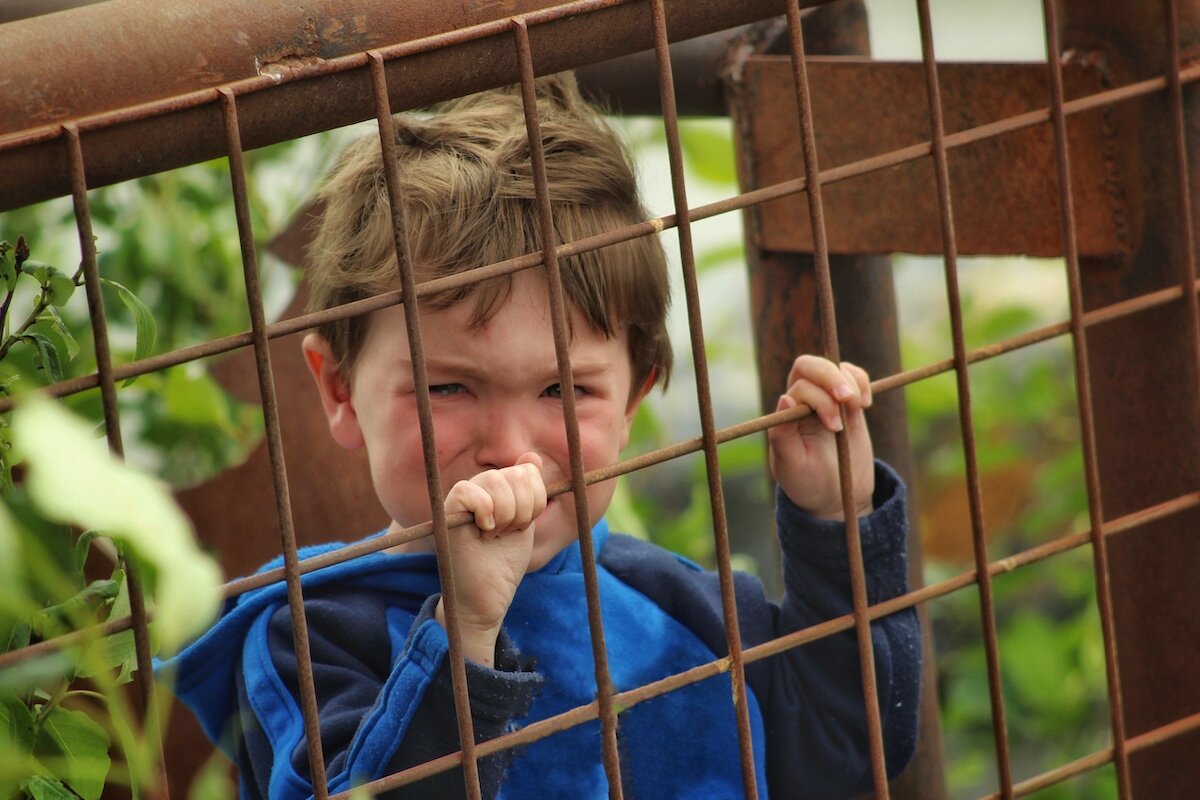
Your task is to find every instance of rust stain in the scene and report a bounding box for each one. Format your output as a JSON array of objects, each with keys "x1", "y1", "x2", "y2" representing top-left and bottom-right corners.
[
  {"x1": 23, "y1": 81, "x2": 70, "y2": 124},
  {"x1": 257, "y1": 16, "x2": 323, "y2": 79},
  {"x1": 182, "y1": 51, "x2": 224, "y2": 86}
]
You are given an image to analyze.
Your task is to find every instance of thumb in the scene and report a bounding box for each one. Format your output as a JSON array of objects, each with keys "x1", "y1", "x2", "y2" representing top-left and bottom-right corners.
[{"x1": 768, "y1": 394, "x2": 795, "y2": 443}]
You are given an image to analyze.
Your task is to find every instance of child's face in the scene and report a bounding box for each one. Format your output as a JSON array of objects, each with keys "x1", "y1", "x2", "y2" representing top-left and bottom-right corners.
[{"x1": 306, "y1": 271, "x2": 645, "y2": 571}]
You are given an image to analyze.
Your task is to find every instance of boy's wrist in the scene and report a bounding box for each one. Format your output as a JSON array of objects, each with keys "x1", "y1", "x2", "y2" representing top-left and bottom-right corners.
[{"x1": 434, "y1": 597, "x2": 501, "y2": 668}]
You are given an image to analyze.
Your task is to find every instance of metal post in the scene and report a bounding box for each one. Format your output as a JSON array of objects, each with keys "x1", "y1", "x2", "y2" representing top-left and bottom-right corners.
[{"x1": 1055, "y1": 0, "x2": 1200, "y2": 794}]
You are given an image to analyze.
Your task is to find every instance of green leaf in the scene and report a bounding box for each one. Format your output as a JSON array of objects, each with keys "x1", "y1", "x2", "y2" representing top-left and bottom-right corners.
[
  {"x1": 46, "y1": 273, "x2": 76, "y2": 309},
  {"x1": 23, "y1": 774, "x2": 79, "y2": 800},
  {"x1": 10, "y1": 395, "x2": 223, "y2": 655},
  {"x1": 72, "y1": 532, "x2": 106, "y2": 576},
  {"x1": 1, "y1": 617, "x2": 32, "y2": 655},
  {"x1": 101, "y1": 278, "x2": 157, "y2": 367},
  {"x1": 19, "y1": 261, "x2": 54, "y2": 284},
  {"x1": 38, "y1": 312, "x2": 79, "y2": 362},
  {"x1": 21, "y1": 333, "x2": 64, "y2": 382},
  {"x1": 32, "y1": 580, "x2": 120, "y2": 639},
  {"x1": 35, "y1": 706, "x2": 110, "y2": 800},
  {"x1": 1, "y1": 691, "x2": 37, "y2": 754},
  {"x1": 75, "y1": 568, "x2": 136, "y2": 686}
]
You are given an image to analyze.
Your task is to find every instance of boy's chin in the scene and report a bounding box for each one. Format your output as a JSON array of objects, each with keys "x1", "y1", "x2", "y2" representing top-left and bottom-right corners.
[{"x1": 528, "y1": 503, "x2": 581, "y2": 570}]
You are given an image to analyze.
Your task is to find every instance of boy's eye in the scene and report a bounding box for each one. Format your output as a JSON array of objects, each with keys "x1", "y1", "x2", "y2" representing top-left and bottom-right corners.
[
  {"x1": 543, "y1": 383, "x2": 586, "y2": 399},
  {"x1": 429, "y1": 383, "x2": 466, "y2": 397}
]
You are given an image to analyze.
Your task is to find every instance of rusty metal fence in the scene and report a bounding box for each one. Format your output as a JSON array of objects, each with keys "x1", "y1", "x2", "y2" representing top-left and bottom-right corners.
[{"x1": 1, "y1": 0, "x2": 1198, "y2": 798}]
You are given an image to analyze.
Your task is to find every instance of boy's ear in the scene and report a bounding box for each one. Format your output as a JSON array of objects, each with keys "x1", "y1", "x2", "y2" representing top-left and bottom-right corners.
[
  {"x1": 621, "y1": 368, "x2": 657, "y2": 450},
  {"x1": 301, "y1": 333, "x2": 365, "y2": 450}
]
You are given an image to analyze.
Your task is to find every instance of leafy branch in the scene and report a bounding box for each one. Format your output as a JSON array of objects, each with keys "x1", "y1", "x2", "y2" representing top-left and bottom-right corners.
[{"x1": 0, "y1": 236, "x2": 83, "y2": 382}]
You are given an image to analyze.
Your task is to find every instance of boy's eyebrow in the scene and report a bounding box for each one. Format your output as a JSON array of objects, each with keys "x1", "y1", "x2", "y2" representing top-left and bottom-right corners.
[{"x1": 419, "y1": 355, "x2": 619, "y2": 381}]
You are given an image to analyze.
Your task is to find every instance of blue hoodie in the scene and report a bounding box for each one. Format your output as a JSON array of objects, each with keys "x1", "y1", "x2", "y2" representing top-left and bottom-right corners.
[{"x1": 158, "y1": 461, "x2": 920, "y2": 799}]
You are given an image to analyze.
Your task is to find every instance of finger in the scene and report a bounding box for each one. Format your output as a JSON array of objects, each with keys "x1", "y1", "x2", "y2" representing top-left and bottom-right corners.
[
  {"x1": 785, "y1": 378, "x2": 844, "y2": 432},
  {"x1": 840, "y1": 361, "x2": 872, "y2": 408},
  {"x1": 507, "y1": 463, "x2": 541, "y2": 529},
  {"x1": 512, "y1": 452, "x2": 548, "y2": 522},
  {"x1": 787, "y1": 354, "x2": 855, "y2": 404},
  {"x1": 446, "y1": 480, "x2": 495, "y2": 532},
  {"x1": 473, "y1": 470, "x2": 517, "y2": 533}
]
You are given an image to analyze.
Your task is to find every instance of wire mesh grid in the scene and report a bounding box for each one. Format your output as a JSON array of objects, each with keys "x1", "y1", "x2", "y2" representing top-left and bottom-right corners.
[{"x1": 1, "y1": 0, "x2": 1198, "y2": 798}]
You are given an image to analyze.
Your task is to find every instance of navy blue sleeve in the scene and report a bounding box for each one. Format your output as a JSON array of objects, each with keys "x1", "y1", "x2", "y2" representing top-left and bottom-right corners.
[
  {"x1": 599, "y1": 460, "x2": 920, "y2": 799},
  {"x1": 251, "y1": 588, "x2": 542, "y2": 799}
]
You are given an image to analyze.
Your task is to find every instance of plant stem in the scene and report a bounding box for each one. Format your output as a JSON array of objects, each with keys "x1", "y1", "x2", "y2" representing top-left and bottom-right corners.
[{"x1": 33, "y1": 679, "x2": 69, "y2": 727}]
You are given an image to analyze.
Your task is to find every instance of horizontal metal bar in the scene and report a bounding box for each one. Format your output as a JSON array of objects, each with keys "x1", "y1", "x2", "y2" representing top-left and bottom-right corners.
[{"x1": 0, "y1": 0, "x2": 811, "y2": 212}]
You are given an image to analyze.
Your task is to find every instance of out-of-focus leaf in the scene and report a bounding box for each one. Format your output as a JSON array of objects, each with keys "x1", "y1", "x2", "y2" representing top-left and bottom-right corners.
[
  {"x1": 678, "y1": 122, "x2": 737, "y2": 186},
  {"x1": 10, "y1": 394, "x2": 222, "y2": 655},
  {"x1": 163, "y1": 367, "x2": 233, "y2": 431},
  {"x1": 23, "y1": 775, "x2": 77, "y2": 800},
  {"x1": 187, "y1": 751, "x2": 238, "y2": 800}
]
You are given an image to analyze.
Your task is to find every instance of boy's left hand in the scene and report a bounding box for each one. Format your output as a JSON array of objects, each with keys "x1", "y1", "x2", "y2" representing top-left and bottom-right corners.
[{"x1": 768, "y1": 355, "x2": 875, "y2": 521}]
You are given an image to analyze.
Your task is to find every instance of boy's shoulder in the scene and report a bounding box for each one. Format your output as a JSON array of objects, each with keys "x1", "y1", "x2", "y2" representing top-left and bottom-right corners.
[{"x1": 600, "y1": 531, "x2": 705, "y2": 575}]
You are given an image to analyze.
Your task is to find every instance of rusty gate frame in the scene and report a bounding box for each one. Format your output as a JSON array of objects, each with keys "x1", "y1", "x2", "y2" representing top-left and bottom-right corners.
[{"x1": 0, "y1": 0, "x2": 1197, "y2": 798}]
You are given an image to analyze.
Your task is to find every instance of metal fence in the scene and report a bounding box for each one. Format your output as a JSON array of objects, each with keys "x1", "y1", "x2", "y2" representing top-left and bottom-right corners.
[{"x1": 0, "y1": 0, "x2": 1197, "y2": 798}]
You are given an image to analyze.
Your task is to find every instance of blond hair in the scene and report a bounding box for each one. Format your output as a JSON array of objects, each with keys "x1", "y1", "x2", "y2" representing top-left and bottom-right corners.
[{"x1": 305, "y1": 73, "x2": 672, "y2": 395}]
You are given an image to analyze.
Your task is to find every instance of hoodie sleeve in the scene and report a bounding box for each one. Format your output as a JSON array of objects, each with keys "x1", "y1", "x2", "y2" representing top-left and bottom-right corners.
[
  {"x1": 752, "y1": 459, "x2": 921, "y2": 796},
  {"x1": 598, "y1": 459, "x2": 920, "y2": 799},
  {"x1": 236, "y1": 587, "x2": 542, "y2": 800}
]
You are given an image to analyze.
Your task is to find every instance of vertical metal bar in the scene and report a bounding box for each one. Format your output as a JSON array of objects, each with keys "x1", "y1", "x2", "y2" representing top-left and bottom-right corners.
[
  {"x1": 782, "y1": 3, "x2": 891, "y2": 796},
  {"x1": 65, "y1": 124, "x2": 169, "y2": 800},
  {"x1": 1038, "y1": 4, "x2": 1132, "y2": 796},
  {"x1": 912, "y1": 1, "x2": 1014, "y2": 796},
  {"x1": 646, "y1": 1, "x2": 759, "y2": 796},
  {"x1": 511, "y1": 19, "x2": 626, "y2": 798},
  {"x1": 1165, "y1": 0, "x2": 1200, "y2": 397},
  {"x1": 366, "y1": 52, "x2": 485, "y2": 800},
  {"x1": 217, "y1": 88, "x2": 330, "y2": 800}
]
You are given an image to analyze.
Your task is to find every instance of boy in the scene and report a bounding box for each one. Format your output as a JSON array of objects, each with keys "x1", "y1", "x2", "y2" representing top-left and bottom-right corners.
[{"x1": 162, "y1": 74, "x2": 920, "y2": 799}]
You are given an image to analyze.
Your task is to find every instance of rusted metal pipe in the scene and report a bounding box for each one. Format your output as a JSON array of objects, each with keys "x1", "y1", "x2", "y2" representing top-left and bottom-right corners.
[
  {"x1": 0, "y1": 0, "x2": 814, "y2": 212},
  {"x1": 1054, "y1": 0, "x2": 1200, "y2": 793}
]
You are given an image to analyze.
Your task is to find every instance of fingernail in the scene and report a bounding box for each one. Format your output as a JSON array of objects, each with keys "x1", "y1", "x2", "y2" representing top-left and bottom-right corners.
[
  {"x1": 484, "y1": 515, "x2": 495, "y2": 531},
  {"x1": 834, "y1": 384, "x2": 853, "y2": 400}
]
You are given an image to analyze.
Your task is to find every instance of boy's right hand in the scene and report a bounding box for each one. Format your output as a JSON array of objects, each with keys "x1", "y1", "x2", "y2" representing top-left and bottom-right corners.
[{"x1": 434, "y1": 452, "x2": 546, "y2": 669}]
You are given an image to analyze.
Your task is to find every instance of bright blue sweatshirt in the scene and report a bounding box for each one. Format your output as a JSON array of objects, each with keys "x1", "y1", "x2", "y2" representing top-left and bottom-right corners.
[{"x1": 158, "y1": 461, "x2": 919, "y2": 799}]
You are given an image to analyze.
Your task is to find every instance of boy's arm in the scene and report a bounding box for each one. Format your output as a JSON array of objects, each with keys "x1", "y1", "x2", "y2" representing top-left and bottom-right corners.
[
  {"x1": 235, "y1": 458, "x2": 548, "y2": 799},
  {"x1": 759, "y1": 355, "x2": 919, "y2": 793},
  {"x1": 242, "y1": 589, "x2": 541, "y2": 800},
  {"x1": 753, "y1": 460, "x2": 920, "y2": 796},
  {"x1": 436, "y1": 453, "x2": 546, "y2": 668}
]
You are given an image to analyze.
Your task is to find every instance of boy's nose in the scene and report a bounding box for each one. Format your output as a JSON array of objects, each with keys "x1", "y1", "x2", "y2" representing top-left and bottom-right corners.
[{"x1": 473, "y1": 402, "x2": 536, "y2": 469}]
